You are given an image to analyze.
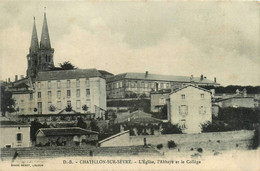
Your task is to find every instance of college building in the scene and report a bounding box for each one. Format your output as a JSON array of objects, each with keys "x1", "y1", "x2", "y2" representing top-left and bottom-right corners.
[{"x1": 106, "y1": 72, "x2": 220, "y2": 99}]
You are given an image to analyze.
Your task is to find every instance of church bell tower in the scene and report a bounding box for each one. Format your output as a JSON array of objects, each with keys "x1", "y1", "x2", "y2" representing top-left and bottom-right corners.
[
  {"x1": 37, "y1": 10, "x2": 55, "y2": 73},
  {"x1": 26, "y1": 17, "x2": 39, "y2": 78}
]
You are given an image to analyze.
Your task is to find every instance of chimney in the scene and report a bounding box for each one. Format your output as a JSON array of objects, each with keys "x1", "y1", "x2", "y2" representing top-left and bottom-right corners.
[
  {"x1": 20, "y1": 75, "x2": 24, "y2": 79},
  {"x1": 190, "y1": 75, "x2": 194, "y2": 81},
  {"x1": 214, "y1": 77, "x2": 216, "y2": 83},
  {"x1": 200, "y1": 75, "x2": 203, "y2": 81},
  {"x1": 145, "y1": 71, "x2": 148, "y2": 78},
  {"x1": 8, "y1": 78, "x2": 11, "y2": 83},
  {"x1": 15, "y1": 75, "x2": 18, "y2": 81},
  {"x1": 243, "y1": 88, "x2": 247, "y2": 97}
]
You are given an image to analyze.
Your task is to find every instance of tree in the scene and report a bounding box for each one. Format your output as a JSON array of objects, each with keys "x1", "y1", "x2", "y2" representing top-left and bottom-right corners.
[
  {"x1": 90, "y1": 120, "x2": 100, "y2": 132},
  {"x1": 49, "y1": 105, "x2": 56, "y2": 112},
  {"x1": 30, "y1": 119, "x2": 49, "y2": 141},
  {"x1": 82, "y1": 105, "x2": 88, "y2": 113},
  {"x1": 65, "y1": 105, "x2": 72, "y2": 112},
  {"x1": 0, "y1": 85, "x2": 15, "y2": 116},
  {"x1": 59, "y1": 61, "x2": 77, "y2": 70},
  {"x1": 76, "y1": 117, "x2": 87, "y2": 129}
]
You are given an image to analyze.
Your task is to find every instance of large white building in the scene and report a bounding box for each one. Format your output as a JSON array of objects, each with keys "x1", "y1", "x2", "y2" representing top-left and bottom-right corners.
[
  {"x1": 34, "y1": 69, "x2": 106, "y2": 116},
  {"x1": 167, "y1": 85, "x2": 212, "y2": 134}
]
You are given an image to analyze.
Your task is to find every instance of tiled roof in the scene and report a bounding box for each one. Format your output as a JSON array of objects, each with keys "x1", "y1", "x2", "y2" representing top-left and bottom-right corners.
[
  {"x1": 107, "y1": 72, "x2": 219, "y2": 85},
  {"x1": 36, "y1": 69, "x2": 102, "y2": 81},
  {"x1": 98, "y1": 130, "x2": 129, "y2": 144},
  {"x1": 115, "y1": 110, "x2": 162, "y2": 124},
  {"x1": 170, "y1": 84, "x2": 211, "y2": 95},
  {"x1": 11, "y1": 83, "x2": 29, "y2": 88},
  {"x1": 0, "y1": 121, "x2": 30, "y2": 127},
  {"x1": 37, "y1": 127, "x2": 98, "y2": 136}
]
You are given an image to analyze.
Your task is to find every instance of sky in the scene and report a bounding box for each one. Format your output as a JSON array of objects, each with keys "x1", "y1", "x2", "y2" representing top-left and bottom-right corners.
[{"x1": 0, "y1": 1, "x2": 259, "y2": 86}]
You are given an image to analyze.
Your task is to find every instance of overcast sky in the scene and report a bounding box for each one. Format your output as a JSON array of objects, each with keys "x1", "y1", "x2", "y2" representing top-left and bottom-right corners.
[{"x1": 0, "y1": 1, "x2": 259, "y2": 86}]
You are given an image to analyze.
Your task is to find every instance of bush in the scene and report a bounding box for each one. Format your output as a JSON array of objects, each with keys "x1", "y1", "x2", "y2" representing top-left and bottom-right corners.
[
  {"x1": 65, "y1": 105, "x2": 72, "y2": 112},
  {"x1": 197, "y1": 148, "x2": 203, "y2": 153},
  {"x1": 157, "y1": 144, "x2": 163, "y2": 150},
  {"x1": 249, "y1": 127, "x2": 259, "y2": 150},
  {"x1": 168, "y1": 140, "x2": 177, "y2": 149},
  {"x1": 162, "y1": 123, "x2": 182, "y2": 134},
  {"x1": 201, "y1": 121, "x2": 231, "y2": 132}
]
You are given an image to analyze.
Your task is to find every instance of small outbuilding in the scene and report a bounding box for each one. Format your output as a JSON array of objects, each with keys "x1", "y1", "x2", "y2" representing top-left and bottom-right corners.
[
  {"x1": 0, "y1": 120, "x2": 31, "y2": 148},
  {"x1": 35, "y1": 127, "x2": 98, "y2": 146}
]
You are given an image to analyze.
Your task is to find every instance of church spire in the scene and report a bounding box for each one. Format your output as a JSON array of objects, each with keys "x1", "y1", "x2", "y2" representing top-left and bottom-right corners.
[
  {"x1": 30, "y1": 17, "x2": 39, "y2": 54},
  {"x1": 40, "y1": 8, "x2": 51, "y2": 49}
]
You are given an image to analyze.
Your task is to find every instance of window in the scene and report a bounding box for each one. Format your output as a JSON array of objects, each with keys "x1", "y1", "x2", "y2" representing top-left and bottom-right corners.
[
  {"x1": 181, "y1": 94, "x2": 185, "y2": 99},
  {"x1": 48, "y1": 81, "x2": 51, "y2": 89},
  {"x1": 48, "y1": 102, "x2": 52, "y2": 109},
  {"x1": 37, "y1": 82, "x2": 41, "y2": 89},
  {"x1": 16, "y1": 133, "x2": 22, "y2": 142},
  {"x1": 48, "y1": 91, "x2": 52, "y2": 98},
  {"x1": 126, "y1": 82, "x2": 130, "y2": 88},
  {"x1": 38, "y1": 92, "x2": 41, "y2": 98},
  {"x1": 76, "y1": 79, "x2": 80, "y2": 87},
  {"x1": 119, "y1": 81, "x2": 123, "y2": 88},
  {"x1": 76, "y1": 89, "x2": 80, "y2": 97},
  {"x1": 21, "y1": 99, "x2": 24, "y2": 103},
  {"x1": 57, "y1": 101, "x2": 61, "y2": 110},
  {"x1": 76, "y1": 100, "x2": 81, "y2": 109},
  {"x1": 30, "y1": 93, "x2": 33, "y2": 100},
  {"x1": 199, "y1": 106, "x2": 206, "y2": 114},
  {"x1": 159, "y1": 98, "x2": 165, "y2": 105},
  {"x1": 38, "y1": 102, "x2": 42, "y2": 114},
  {"x1": 141, "y1": 82, "x2": 145, "y2": 88},
  {"x1": 67, "y1": 100, "x2": 71, "y2": 107},
  {"x1": 57, "y1": 81, "x2": 61, "y2": 89},
  {"x1": 160, "y1": 83, "x2": 164, "y2": 89},
  {"x1": 67, "y1": 90, "x2": 71, "y2": 98},
  {"x1": 86, "y1": 89, "x2": 90, "y2": 96},
  {"x1": 201, "y1": 93, "x2": 205, "y2": 99},
  {"x1": 166, "y1": 83, "x2": 170, "y2": 89},
  {"x1": 85, "y1": 79, "x2": 90, "y2": 87},
  {"x1": 67, "y1": 80, "x2": 70, "y2": 88},
  {"x1": 179, "y1": 105, "x2": 188, "y2": 116},
  {"x1": 57, "y1": 90, "x2": 61, "y2": 99},
  {"x1": 145, "y1": 82, "x2": 148, "y2": 88},
  {"x1": 180, "y1": 119, "x2": 186, "y2": 129}
]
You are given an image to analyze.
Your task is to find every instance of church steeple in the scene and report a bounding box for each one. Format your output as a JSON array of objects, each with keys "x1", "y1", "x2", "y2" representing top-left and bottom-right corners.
[
  {"x1": 30, "y1": 17, "x2": 39, "y2": 54},
  {"x1": 40, "y1": 9, "x2": 51, "y2": 49}
]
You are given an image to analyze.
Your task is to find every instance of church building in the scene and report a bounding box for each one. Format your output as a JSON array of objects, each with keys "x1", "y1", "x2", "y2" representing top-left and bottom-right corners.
[{"x1": 5, "y1": 12, "x2": 107, "y2": 118}]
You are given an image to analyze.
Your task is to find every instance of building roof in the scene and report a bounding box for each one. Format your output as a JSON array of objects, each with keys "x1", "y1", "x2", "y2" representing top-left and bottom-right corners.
[
  {"x1": 98, "y1": 70, "x2": 114, "y2": 76},
  {"x1": 115, "y1": 110, "x2": 162, "y2": 124},
  {"x1": 0, "y1": 121, "x2": 30, "y2": 127},
  {"x1": 36, "y1": 127, "x2": 98, "y2": 136},
  {"x1": 36, "y1": 68, "x2": 102, "y2": 81},
  {"x1": 107, "y1": 72, "x2": 219, "y2": 85},
  {"x1": 170, "y1": 84, "x2": 211, "y2": 95},
  {"x1": 215, "y1": 95, "x2": 254, "y2": 102},
  {"x1": 151, "y1": 89, "x2": 172, "y2": 94},
  {"x1": 98, "y1": 130, "x2": 130, "y2": 144}
]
